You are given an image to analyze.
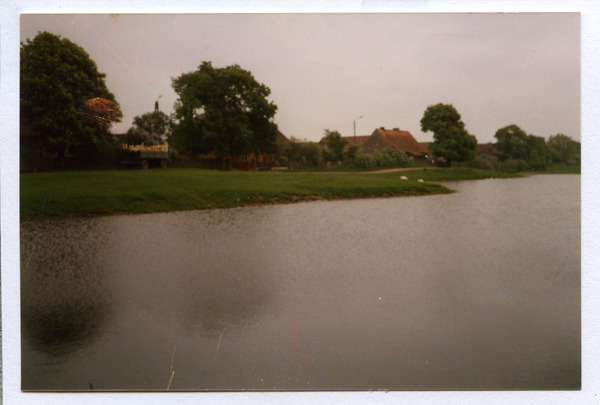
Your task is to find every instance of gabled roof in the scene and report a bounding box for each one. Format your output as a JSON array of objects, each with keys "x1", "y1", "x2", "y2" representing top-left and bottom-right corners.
[
  {"x1": 276, "y1": 130, "x2": 290, "y2": 145},
  {"x1": 345, "y1": 135, "x2": 370, "y2": 146},
  {"x1": 318, "y1": 135, "x2": 370, "y2": 148},
  {"x1": 374, "y1": 128, "x2": 429, "y2": 156},
  {"x1": 476, "y1": 143, "x2": 500, "y2": 154}
]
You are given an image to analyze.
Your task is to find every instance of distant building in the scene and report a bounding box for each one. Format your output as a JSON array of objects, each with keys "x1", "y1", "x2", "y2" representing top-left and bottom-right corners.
[
  {"x1": 475, "y1": 142, "x2": 508, "y2": 162},
  {"x1": 362, "y1": 127, "x2": 429, "y2": 158},
  {"x1": 319, "y1": 127, "x2": 429, "y2": 159},
  {"x1": 319, "y1": 135, "x2": 370, "y2": 151}
]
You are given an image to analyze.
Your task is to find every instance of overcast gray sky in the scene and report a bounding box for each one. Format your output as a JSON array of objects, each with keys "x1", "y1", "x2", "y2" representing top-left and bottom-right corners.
[{"x1": 20, "y1": 12, "x2": 580, "y2": 144}]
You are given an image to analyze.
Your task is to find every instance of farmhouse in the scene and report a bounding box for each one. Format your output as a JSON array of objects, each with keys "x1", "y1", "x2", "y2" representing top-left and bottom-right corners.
[
  {"x1": 319, "y1": 127, "x2": 428, "y2": 159},
  {"x1": 361, "y1": 127, "x2": 429, "y2": 158},
  {"x1": 318, "y1": 135, "x2": 370, "y2": 151},
  {"x1": 475, "y1": 142, "x2": 508, "y2": 161}
]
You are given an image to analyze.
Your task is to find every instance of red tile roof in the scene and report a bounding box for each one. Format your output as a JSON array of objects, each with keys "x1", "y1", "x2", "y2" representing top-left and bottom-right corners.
[
  {"x1": 318, "y1": 135, "x2": 370, "y2": 148},
  {"x1": 375, "y1": 128, "x2": 429, "y2": 156},
  {"x1": 476, "y1": 143, "x2": 499, "y2": 154},
  {"x1": 345, "y1": 135, "x2": 370, "y2": 146}
]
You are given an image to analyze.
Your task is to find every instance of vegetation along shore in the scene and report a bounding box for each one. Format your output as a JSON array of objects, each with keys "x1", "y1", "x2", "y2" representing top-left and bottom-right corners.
[{"x1": 20, "y1": 166, "x2": 582, "y2": 222}]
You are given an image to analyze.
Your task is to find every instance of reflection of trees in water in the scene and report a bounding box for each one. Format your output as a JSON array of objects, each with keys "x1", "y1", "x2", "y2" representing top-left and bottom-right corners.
[
  {"x1": 21, "y1": 219, "x2": 115, "y2": 360},
  {"x1": 175, "y1": 262, "x2": 273, "y2": 337},
  {"x1": 22, "y1": 300, "x2": 112, "y2": 360}
]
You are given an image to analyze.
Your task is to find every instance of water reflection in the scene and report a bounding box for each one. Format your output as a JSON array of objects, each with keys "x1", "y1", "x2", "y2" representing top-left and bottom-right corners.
[
  {"x1": 176, "y1": 263, "x2": 273, "y2": 334},
  {"x1": 22, "y1": 299, "x2": 112, "y2": 360},
  {"x1": 21, "y1": 219, "x2": 115, "y2": 360},
  {"x1": 20, "y1": 175, "x2": 580, "y2": 390}
]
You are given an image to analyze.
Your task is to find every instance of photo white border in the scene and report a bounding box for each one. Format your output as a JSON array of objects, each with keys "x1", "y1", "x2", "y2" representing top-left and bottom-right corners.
[{"x1": 2, "y1": 1, "x2": 598, "y2": 404}]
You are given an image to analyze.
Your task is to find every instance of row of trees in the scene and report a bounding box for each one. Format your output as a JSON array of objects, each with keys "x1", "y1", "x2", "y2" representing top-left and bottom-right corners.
[
  {"x1": 420, "y1": 103, "x2": 580, "y2": 168},
  {"x1": 21, "y1": 32, "x2": 280, "y2": 169},
  {"x1": 494, "y1": 125, "x2": 580, "y2": 168},
  {"x1": 21, "y1": 32, "x2": 580, "y2": 171}
]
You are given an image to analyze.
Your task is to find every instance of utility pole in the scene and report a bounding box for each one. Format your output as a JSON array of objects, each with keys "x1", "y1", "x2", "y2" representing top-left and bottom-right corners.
[
  {"x1": 354, "y1": 116, "x2": 363, "y2": 145},
  {"x1": 154, "y1": 95, "x2": 162, "y2": 137}
]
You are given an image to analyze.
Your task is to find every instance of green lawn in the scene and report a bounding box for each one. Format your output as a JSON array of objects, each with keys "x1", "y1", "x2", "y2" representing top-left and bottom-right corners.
[
  {"x1": 21, "y1": 167, "x2": 462, "y2": 221},
  {"x1": 533, "y1": 165, "x2": 581, "y2": 175},
  {"x1": 20, "y1": 165, "x2": 578, "y2": 221}
]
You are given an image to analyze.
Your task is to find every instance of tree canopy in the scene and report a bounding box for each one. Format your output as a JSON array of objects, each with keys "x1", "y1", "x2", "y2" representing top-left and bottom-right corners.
[
  {"x1": 278, "y1": 137, "x2": 323, "y2": 167},
  {"x1": 20, "y1": 31, "x2": 121, "y2": 160},
  {"x1": 324, "y1": 129, "x2": 348, "y2": 161},
  {"x1": 494, "y1": 125, "x2": 554, "y2": 169},
  {"x1": 123, "y1": 107, "x2": 172, "y2": 147},
  {"x1": 547, "y1": 134, "x2": 580, "y2": 165},
  {"x1": 123, "y1": 127, "x2": 163, "y2": 147},
  {"x1": 131, "y1": 110, "x2": 171, "y2": 140},
  {"x1": 170, "y1": 61, "x2": 278, "y2": 158},
  {"x1": 493, "y1": 125, "x2": 530, "y2": 160},
  {"x1": 420, "y1": 103, "x2": 477, "y2": 164}
]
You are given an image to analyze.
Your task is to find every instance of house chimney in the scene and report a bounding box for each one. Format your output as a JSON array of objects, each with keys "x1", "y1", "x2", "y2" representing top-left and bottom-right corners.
[
  {"x1": 380, "y1": 127, "x2": 385, "y2": 130},
  {"x1": 393, "y1": 128, "x2": 400, "y2": 131}
]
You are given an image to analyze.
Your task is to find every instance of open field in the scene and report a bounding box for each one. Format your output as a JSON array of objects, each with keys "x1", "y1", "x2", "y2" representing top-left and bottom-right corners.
[{"x1": 21, "y1": 167, "x2": 524, "y2": 221}]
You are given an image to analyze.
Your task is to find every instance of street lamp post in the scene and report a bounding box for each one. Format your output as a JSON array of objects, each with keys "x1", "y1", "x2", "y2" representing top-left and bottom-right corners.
[
  {"x1": 353, "y1": 116, "x2": 363, "y2": 145},
  {"x1": 154, "y1": 95, "x2": 162, "y2": 136}
]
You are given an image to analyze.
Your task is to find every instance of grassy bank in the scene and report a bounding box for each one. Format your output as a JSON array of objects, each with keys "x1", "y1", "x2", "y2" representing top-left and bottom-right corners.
[
  {"x1": 531, "y1": 165, "x2": 581, "y2": 175},
  {"x1": 20, "y1": 167, "x2": 541, "y2": 221},
  {"x1": 22, "y1": 168, "x2": 464, "y2": 221}
]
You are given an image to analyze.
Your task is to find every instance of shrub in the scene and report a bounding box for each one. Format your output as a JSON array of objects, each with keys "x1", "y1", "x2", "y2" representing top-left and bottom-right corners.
[
  {"x1": 352, "y1": 148, "x2": 410, "y2": 169},
  {"x1": 467, "y1": 156, "x2": 494, "y2": 170},
  {"x1": 322, "y1": 148, "x2": 337, "y2": 165},
  {"x1": 498, "y1": 159, "x2": 529, "y2": 173},
  {"x1": 528, "y1": 149, "x2": 547, "y2": 171},
  {"x1": 299, "y1": 142, "x2": 323, "y2": 166},
  {"x1": 124, "y1": 127, "x2": 163, "y2": 146},
  {"x1": 450, "y1": 161, "x2": 467, "y2": 168},
  {"x1": 353, "y1": 154, "x2": 372, "y2": 169}
]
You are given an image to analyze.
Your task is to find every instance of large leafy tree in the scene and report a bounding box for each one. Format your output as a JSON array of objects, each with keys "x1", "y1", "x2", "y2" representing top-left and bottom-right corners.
[
  {"x1": 131, "y1": 111, "x2": 171, "y2": 139},
  {"x1": 20, "y1": 31, "x2": 121, "y2": 162},
  {"x1": 420, "y1": 103, "x2": 477, "y2": 164},
  {"x1": 493, "y1": 125, "x2": 530, "y2": 160},
  {"x1": 324, "y1": 129, "x2": 348, "y2": 161},
  {"x1": 547, "y1": 133, "x2": 580, "y2": 164},
  {"x1": 494, "y1": 125, "x2": 554, "y2": 167},
  {"x1": 170, "y1": 61, "x2": 278, "y2": 158},
  {"x1": 124, "y1": 109, "x2": 172, "y2": 146}
]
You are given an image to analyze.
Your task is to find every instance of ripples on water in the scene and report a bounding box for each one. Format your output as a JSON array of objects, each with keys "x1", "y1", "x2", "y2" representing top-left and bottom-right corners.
[{"x1": 21, "y1": 175, "x2": 580, "y2": 390}]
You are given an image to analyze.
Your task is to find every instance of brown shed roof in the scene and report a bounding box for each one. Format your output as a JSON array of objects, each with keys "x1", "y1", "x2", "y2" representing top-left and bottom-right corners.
[
  {"x1": 345, "y1": 135, "x2": 370, "y2": 146},
  {"x1": 276, "y1": 130, "x2": 290, "y2": 145},
  {"x1": 318, "y1": 135, "x2": 370, "y2": 147},
  {"x1": 475, "y1": 143, "x2": 499, "y2": 154},
  {"x1": 375, "y1": 128, "x2": 429, "y2": 157}
]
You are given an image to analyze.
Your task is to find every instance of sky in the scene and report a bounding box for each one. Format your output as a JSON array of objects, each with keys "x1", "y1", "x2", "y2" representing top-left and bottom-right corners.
[{"x1": 20, "y1": 12, "x2": 581, "y2": 144}]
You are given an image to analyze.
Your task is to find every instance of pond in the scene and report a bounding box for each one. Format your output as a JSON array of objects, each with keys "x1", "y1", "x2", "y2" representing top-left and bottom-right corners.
[{"x1": 20, "y1": 174, "x2": 580, "y2": 391}]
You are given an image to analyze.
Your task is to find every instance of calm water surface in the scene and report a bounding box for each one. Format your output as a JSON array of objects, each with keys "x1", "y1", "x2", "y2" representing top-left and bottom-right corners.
[{"x1": 21, "y1": 174, "x2": 580, "y2": 390}]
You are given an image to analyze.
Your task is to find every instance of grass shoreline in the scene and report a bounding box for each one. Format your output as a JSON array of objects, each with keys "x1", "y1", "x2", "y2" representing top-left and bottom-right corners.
[{"x1": 20, "y1": 167, "x2": 577, "y2": 221}]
